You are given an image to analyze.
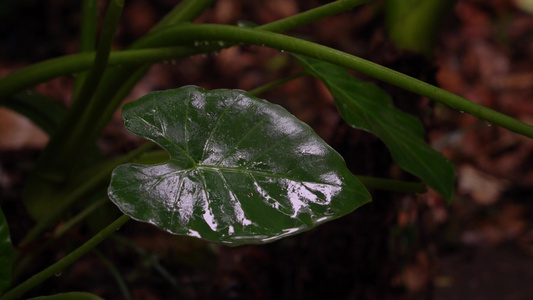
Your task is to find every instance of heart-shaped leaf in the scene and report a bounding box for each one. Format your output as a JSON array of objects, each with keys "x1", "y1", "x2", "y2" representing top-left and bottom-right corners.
[
  {"x1": 294, "y1": 54, "x2": 454, "y2": 203},
  {"x1": 108, "y1": 86, "x2": 370, "y2": 245},
  {"x1": 0, "y1": 207, "x2": 13, "y2": 294}
]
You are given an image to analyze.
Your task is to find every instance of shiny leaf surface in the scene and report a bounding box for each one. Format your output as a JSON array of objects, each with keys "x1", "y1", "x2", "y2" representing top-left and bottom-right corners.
[
  {"x1": 109, "y1": 86, "x2": 370, "y2": 245},
  {"x1": 295, "y1": 55, "x2": 454, "y2": 202},
  {"x1": 0, "y1": 207, "x2": 13, "y2": 294}
]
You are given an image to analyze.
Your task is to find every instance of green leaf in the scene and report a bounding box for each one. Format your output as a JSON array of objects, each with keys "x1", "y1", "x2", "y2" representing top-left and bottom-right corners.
[
  {"x1": 0, "y1": 207, "x2": 13, "y2": 294},
  {"x1": 294, "y1": 54, "x2": 454, "y2": 203},
  {"x1": 27, "y1": 292, "x2": 104, "y2": 300},
  {"x1": 108, "y1": 86, "x2": 370, "y2": 246}
]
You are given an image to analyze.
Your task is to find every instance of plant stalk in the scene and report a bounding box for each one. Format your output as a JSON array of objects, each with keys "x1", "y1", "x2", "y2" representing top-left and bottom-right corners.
[
  {"x1": 36, "y1": 0, "x2": 125, "y2": 181},
  {"x1": 137, "y1": 24, "x2": 533, "y2": 139},
  {"x1": 0, "y1": 215, "x2": 131, "y2": 300},
  {"x1": 249, "y1": 71, "x2": 307, "y2": 96},
  {"x1": 20, "y1": 142, "x2": 155, "y2": 246},
  {"x1": 258, "y1": 0, "x2": 372, "y2": 33},
  {"x1": 73, "y1": 0, "x2": 98, "y2": 99}
]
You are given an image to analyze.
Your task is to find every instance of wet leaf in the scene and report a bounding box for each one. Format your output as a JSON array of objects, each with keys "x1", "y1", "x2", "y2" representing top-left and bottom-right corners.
[
  {"x1": 295, "y1": 55, "x2": 454, "y2": 203},
  {"x1": 0, "y1": 207, "x2": 13, "y2": 294},
  {"x1": 109, "y1": 86, "x2": 370, "y2": 246}
]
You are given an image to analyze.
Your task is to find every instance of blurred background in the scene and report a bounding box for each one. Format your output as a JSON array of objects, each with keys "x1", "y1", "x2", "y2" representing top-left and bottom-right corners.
[{"x1": 1, "y1": 0, "x2": 533, "y2": 299}]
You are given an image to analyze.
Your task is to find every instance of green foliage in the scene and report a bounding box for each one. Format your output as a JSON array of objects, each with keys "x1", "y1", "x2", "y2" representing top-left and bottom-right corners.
[
  {"x1": 109, "y1": 86, "x2": 370, "y2": 245},
  {"x1": 294, "y1": 55, "x2": 454, "y2": 202}
]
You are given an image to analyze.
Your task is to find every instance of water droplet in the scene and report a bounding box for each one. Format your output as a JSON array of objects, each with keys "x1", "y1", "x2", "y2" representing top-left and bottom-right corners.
[
  {"x1": 485, "y1": 121, "x2": 492, "y2": 127},
  {"x1": 194, "y1": 41, "x2": 201, "y2": 46},
  {"x1": 459, "y1": 110, "x2": 464, "y2": 114},
  {"x1": 218, "y1": 41, "x2": 225, "y2": 47},
  {"x1": 212, "y1": 51, "x2": 220, "y2": 57},
  {"x1": 280, "y1": 49, "x2": 285, "y2": 53},
  {"x1": 203, "y1": 41, "x2": 210, "y2": 46},
  {"x1": 54, "y1": 272, "x2": 62, "y2": 277}
]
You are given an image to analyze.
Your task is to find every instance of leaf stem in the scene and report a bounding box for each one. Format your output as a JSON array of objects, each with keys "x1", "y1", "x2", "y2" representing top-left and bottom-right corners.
[
  {"x1": 36, "y1": 0, "x2": 125, "y2": 180},
  {"x1": 257, "y1": 0, "x2": 372, "y2": 33},
  {"x1": 11, "y1": 195, "x2": 108, "y2": 283},
  {"x1": 138, "y1": 24, "x2": 533, "y2": 139},
  {"x1": 249, "y1": 71, "x2": 307, "y2": 96},
  {"x1": 73, "y1": 0, "x2": 98, "y2": 98},
  {"x1": 0, "y1": 215, "x2": 131, "y2": 300},
  {"x1": 151, "y1": 0, "x2": 216, "y2": 32},
  {"x1": 20, "y1": 142, "x2": 156, "y2": 246}
]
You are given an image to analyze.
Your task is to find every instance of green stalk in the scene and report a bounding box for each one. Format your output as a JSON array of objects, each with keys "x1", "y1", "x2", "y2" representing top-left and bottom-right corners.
[
  {"x1": 0, "y1": 0, "x2": 370, "y2": 100},
  {"x1": 0, "y1": 47, "x2": 200, "y2": 100},
  {"x1": 257, "y1": 0, "x2": 372, "y2": 33},
  {"x1": 11, "y1": 196, "x2": 108, "y2": 283},
  {"x1": 0, "y1": 215, "x2": 131, "y2": 300},
  {"x1": 136, "y1": 24, "x2": 533, "y2": 139},
  {"x1": 3, "y1": 23, "x2": 532, "y2": 138},
  {"x1": 249, "y1": 71, "x2": 307, "y2": 96},
  {"x1": 53, "y1": 197, "x2": 108, "y2": 239},
  {"x1": 152, "y1": 0, "x2": 216, "y2": 31},
  {"x1": 20, "y1": 142, "x2": 155, "y2": 246},
  {"x1": 73, "y1": 0, "x2": 98, "y2": 99},
  {"x1": 36, "y1": 0, "x2": 125, "y2": 180},
  {"x1": 87, "y1": 65, "x2": 151, "y2": 147}
]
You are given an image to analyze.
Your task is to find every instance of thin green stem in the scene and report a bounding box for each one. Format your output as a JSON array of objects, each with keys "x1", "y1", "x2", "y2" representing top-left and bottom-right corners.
[
  {"x1": 37, "y1": 0, "x2": 125, "y2": 180},
  {"x1": 356, "y1": 176, "x2": 426, "y2": 193},
  {"x1": 73, "y1": 0, "x2": 123, "y2": 107},
  {"x1": 85, "y1": 0, "x2": 371, "y2": 140},
  {"x1": 87, "y1": 65, "x2": 151, "y2": 149},
  {"x1": 79, "y1": 0, "x2": 98, "y2": 52},
  {"x1": 73, "y1": 0, "x2": 98, "y2": 99},
  {"x1": 151, "y1": 0, "x2": 216, "y2": 32},
  {"x1": 0, "y1": 47, "x2": 198, "y2": 100},
  {"x1": 137, "y1": 24, "x2": 533, "y2": 139},
  {"x1": 54, "y1": 197, "x2": 108, "y2": 239},
  {"x1": 11, "y1": 195, "x2": 108, "y2": 283},
  {"x1": 249, "y1": 71, "x2": 307, "y2": 96},
  {"x1": 20, "y1": 142, "x2": 156, "y2": 246},
  {"x1": 257, "y1": 0, "x2": 372, "y2": 33},
  {"x1": 0, "y1": 215, "x2": 131, "y2": 300}
]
